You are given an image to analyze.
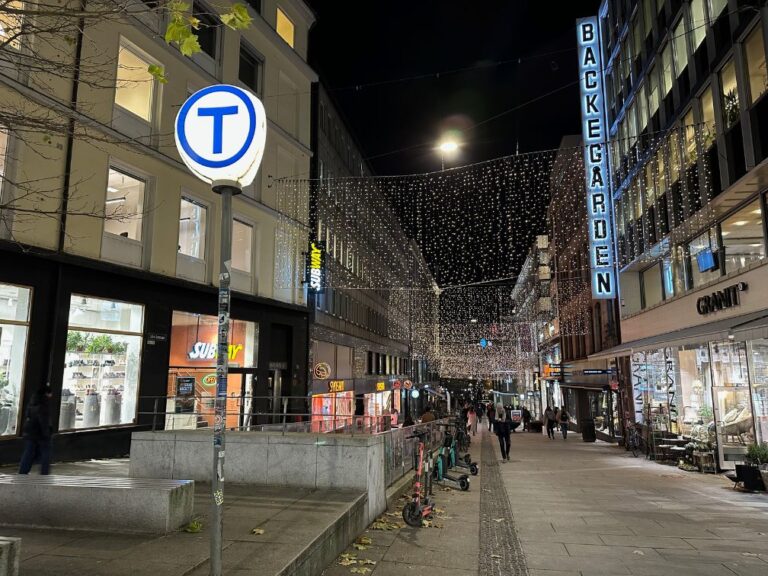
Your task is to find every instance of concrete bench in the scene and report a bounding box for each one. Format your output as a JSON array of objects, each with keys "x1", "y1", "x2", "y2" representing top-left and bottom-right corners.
[
  {"x1": 0, "y1": 475, "x2": 194, "y2": 534},
  {"x1": 0, "y1": 537, "x2": 20, "y2": 576}
]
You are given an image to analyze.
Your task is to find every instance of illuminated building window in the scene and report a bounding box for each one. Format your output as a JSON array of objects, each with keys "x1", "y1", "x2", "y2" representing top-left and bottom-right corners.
[
  {"x1": 673, "y1": 18, "x2": 688, "y2": 78},
  {"x1": 720, "y1": 59, "x2": 739, "y2": 129},
  {"x1": 0, "y1": 1, "x2": 23, "y2": 50},
  {"x1": 276, "y1": 8, "x2": 295, "y2": 48},
  {"x1": 104, "y1": 167, "x2": 145, "y2": 241},
  {"x1": 721, "y1": 199, "x2": 765, "y2": 273},
  {"x1": 178, "y1": 197, "x2": 207, "y2": 260},
  {"x1": 232, "y1": 219, "x2": 253, "y2": 273},
  {"x1": 114, "y1": 41, "x2": 156, "y2": 123},
  {"x1": 745, "y1": 25, "x2": 768, "y2": 105}
]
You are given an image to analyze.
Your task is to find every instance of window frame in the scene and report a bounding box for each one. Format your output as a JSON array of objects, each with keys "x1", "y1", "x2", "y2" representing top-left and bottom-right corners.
[
  {"x1": 113, "y1": 37, "x2": 161, "y2": 127},
  {"x1": 232, "y1": 216, "x2": 255, "y2": 274},
  {"x1": 178, "y1": 194, "x2": 209, "y2": 262},
  {"x1": 103, "y1": 161, "x2": 150, "y2": 245},
  {"x1": 238, "y1": 40, "x2": 264, "y2": 96},
  {"x1": 276, "y1": 7, "x2": 295, "y2": 48}
]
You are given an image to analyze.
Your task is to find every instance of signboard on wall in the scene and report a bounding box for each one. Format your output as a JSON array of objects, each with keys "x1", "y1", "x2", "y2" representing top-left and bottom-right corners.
[
  {"x1": 306, "y1": 241, "x2": 326, "y2": 293},
  {"x1": 576, "y1": 16, "x2": 616, "y2": 299}
]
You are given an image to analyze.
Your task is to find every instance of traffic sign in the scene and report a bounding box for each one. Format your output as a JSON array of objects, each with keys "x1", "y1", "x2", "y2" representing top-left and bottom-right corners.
[{"x1": 175, "y1": 84, "x2": 266, "y2": 187}]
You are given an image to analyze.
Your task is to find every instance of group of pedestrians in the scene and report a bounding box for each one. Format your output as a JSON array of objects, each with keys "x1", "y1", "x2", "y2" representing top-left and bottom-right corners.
[
  {"x1": 460, "y1": 400, "x2": 572, "y2": 464},
  {"x1": 543, "y1": 405, "x2": 570, "y2": 440}
]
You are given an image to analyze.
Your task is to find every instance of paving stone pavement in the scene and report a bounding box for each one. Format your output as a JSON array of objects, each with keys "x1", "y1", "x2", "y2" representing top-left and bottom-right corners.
[
  {"x1": 321, "y1": 434, "x2": 484, "y2": 576},
  {"x1": 499, "y1": 429, "x2": 768, "y2": 576}
]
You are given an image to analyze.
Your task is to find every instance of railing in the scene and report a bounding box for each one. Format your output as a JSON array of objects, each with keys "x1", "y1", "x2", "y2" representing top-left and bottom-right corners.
[
  {"x1": 140, "y1": 395, "x2": 407, "y2": 436},
  {"x1": 379, "y1": 419, "x2": 449, "y2": 488}
]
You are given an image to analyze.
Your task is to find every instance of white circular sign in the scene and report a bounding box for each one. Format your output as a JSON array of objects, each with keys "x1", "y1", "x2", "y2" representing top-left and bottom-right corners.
[{"x1": 174, "y1": 84, "x2": 266, "y2": 187}]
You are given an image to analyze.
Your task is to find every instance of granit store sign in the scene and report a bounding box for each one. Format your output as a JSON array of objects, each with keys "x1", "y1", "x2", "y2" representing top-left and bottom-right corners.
[{"x1": 696, "y1": 282, "x2": 748, "y2": 315}]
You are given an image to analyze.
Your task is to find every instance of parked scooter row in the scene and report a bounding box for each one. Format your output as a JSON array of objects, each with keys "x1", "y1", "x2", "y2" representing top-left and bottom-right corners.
[{"x1": 402, "y1": 420, "x2": 479, "y2": 527}]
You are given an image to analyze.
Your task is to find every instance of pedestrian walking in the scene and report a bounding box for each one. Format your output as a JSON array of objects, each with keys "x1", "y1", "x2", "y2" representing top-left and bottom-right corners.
[
  {"x1": 467, "y1": 406, "x2": 478, "y2": 436},
  {"x1": 559, "y1": 408, "x2": 570, "y2": 440},
  {"x1": 19, "y1": 385, "x2": 53, "y2": 475},
  {"x1": 544, "y1": 405, "x2": 555, "y2": 439},
  {"x1": 487, "y1": 402, "x2": 496, "y2": 431},
  {"x1": 522, "y1": 407, "x2": 531, "y2": 432},
  {"x1": 494, "y1": 403, "x2": 511, "y2": 462}
]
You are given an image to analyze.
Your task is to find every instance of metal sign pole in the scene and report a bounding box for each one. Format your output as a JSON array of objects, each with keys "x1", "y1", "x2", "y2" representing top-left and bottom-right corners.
[
  {"x1": 211, "y1": 183, "x2": 240, "y2": 576},
  {"x1": 172, "y1": 84, "x2": 266, "y2": 576}
]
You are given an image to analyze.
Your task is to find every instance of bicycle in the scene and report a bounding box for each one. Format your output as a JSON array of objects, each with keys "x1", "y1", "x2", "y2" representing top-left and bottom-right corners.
[
  {"x1": 402, "y1": 430, "x2": 435, "y2": 527},
  {"x1": 626, "y1": 424, "x2": 642, "y2": 457}
]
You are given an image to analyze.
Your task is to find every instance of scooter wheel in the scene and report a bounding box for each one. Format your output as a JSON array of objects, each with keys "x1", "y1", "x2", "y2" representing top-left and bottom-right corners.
[
  {"x1": 463, "y1": 454, "x2": 472, "y2": 464},
  {"x1": 402, "y1": 502, "x2": 423, "y2": 527},
  {"x1": 459, "y1": 477, "x2": 470, "y2": 491},
  {"x1": 470, "y1": 464, "x2": 479, "y2": 476}
]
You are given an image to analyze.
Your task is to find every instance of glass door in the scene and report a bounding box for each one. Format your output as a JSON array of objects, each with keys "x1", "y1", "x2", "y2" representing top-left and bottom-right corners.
[{"x1": 710, "y1": 341, "x2": 756, "y2": 470}]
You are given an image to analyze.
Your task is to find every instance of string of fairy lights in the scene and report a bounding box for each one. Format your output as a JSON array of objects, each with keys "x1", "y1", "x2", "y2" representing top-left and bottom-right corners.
[{"x1": 273, "y1": 122, "x2": 716, "y2": 379}]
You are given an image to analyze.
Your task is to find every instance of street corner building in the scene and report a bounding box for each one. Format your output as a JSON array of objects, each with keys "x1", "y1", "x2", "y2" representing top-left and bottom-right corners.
[
  {"x1": 580, "y1": 0, "x2": 768, "y2": 470},
  {"x1": 0, "y1": 0, "x2": 317, "y2": 463}
]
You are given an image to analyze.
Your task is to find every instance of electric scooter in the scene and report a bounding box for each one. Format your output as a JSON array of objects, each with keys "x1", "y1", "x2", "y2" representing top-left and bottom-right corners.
[
  {"x1": 434, "y1": 435, "x2": 470, "y2": 491},
  {"x1": 447, "y1": 430, "x2": 479, "y2": 475},
  {"x1": 402, "y1": 430, "x2": 436, "y2": 527}
]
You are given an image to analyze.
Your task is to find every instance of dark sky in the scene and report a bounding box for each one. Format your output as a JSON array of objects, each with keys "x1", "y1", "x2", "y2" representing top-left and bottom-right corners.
[{"x1": 306, "y1": 0, "x2": 602, "y2": 176}]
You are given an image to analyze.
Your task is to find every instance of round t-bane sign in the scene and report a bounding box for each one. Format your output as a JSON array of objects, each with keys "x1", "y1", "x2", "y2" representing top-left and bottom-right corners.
[{"x1": 175, "y1": 84, "x2": 266, "y2": 187}]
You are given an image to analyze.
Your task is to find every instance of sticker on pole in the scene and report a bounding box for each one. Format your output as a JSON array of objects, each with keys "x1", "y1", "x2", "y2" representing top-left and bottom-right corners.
[{"x1": 175, "y1": 84, "x2": 266, "y2": 187}]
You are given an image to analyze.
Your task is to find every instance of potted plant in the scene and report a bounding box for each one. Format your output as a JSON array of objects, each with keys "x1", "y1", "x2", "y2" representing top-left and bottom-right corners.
[
  {"x1": 746, "y1": 442, "x2": 768, "y2": 490},
  {"x1": 736, "y1": 442, "x2": 768, "y2": 490}
]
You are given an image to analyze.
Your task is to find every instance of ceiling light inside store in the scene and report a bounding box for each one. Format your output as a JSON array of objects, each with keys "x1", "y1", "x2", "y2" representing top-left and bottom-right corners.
[
  {"x1": 733, "y1": 220, "x2": 748, "y2": 226},
  {"x1": 107, "y1": 186, "x2": 119, "y2": 193},
  {"x1": 753, "y1": 209, "x2": 762, "y2": 215}
]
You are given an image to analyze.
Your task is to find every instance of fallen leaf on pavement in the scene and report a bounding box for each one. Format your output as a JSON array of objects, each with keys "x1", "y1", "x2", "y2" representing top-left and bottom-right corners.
[
  {"x1": 353, "y1": 544, "x2": 368, "y2": 551},
  {"x1": 250, "y1": 528, "x2": 265, "y2": 535},
  {"x1": 632, "y1": 550, "x2": 645, "y2": 556},
  {"x1": 493, "y1": 518, "x2": 505, "y2": 523},
  {"x1": 356, "y1": 536, "x2": 372, "y2": 546},
  {"x1": 491, "y1": 554, "x2": 501, "y2": 559},
  {"x1": 359, "y1": 559, "x2": 376, "y2": 565},
  {"x1": 338, "y1": 558, "x2": 357, "y2": 566},
  {"x1": 350, "y1": 568, "x2": 371, "y2": 575}
]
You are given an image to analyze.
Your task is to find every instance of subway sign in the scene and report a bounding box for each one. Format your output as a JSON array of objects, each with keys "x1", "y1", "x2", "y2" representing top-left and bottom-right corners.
[
  {"x1": 577, "y1": 17, "x2": 616, "y2": 299},
  {"x1": 307, "y1": 241, "x2": 325, "y2": 293}
]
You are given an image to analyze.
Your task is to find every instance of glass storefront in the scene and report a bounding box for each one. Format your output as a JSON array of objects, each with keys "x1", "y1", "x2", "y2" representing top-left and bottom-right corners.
[
  {"x1": 60, "y1": 295, "x2": 144, "y2": 431},
  {"x1": 631, "y1": 337, "x2": 766, "y2": 469},
  {"x1": 0, "y1": 283, "x2": 31, "y2": 437},
  {"x1": 710, "y1": 340, "x2": 756, "y2": 465},
  {"x1": 166, "y1": 311, "x2": 257, "y2": 430},
  {"x1": 311, "y1": 391, "x2": 354, "y2": 432},
  {"x1": 747, "y1": 339, "x2": 768, "y2": 444}
]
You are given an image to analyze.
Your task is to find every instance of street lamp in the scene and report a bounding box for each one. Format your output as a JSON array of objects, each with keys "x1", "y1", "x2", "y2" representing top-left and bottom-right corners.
[{"x1": 437, "y1": 138, "x2": 459, "y2": 171}]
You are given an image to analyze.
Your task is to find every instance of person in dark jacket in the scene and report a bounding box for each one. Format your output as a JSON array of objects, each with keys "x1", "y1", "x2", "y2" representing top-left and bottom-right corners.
[
  {"x1": 494, "y1": 403, "x2": 511, "y2": 462},
  {"x1": 19, "y1": 385, "x2": 53, "y2": 475}
]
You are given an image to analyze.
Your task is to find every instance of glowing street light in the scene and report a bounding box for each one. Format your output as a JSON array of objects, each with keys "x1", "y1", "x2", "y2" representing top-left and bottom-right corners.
[{"x1": 437, "y1": 137, "x2": 460, "y2": 170}]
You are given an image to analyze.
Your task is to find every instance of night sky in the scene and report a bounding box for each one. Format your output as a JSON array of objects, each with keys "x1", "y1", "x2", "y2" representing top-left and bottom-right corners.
[{"x1": 306, "y1": 0, "x2": 602, "y2": 176}]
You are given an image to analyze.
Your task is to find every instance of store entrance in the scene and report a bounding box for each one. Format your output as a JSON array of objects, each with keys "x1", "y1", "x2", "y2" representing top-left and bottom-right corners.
[
  {"x1": 229, "y1": 368, "x2": 258, "y2": 430},
  {"x1": 268, "y1": 368, "x2": 288, "y2": 424}
]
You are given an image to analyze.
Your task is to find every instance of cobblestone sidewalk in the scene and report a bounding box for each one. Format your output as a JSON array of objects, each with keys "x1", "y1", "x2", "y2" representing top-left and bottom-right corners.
[{"x1": 479, "y1": 432, "x2": 530, "y2": 576}]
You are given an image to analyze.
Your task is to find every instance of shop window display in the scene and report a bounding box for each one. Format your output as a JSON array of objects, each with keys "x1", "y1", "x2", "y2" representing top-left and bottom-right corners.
[
  {"x1": 747, "y1": 339, "x2": 768, "y2": 444},
  {"x1": 710, "y1": 340, "x2": 755, "y2": 465},
  {"x1": 60, "y1": 296, "x2": 144, "y2": 431},
  {"x1": 0, "y1": 283, "x2": 31, "y2": 437},
  {"x1": 311, "y1": 391, "x2": 354, "y2": 432},
  {"x1": 676, "y1": 346, "x2": 716, "y2": 450}
]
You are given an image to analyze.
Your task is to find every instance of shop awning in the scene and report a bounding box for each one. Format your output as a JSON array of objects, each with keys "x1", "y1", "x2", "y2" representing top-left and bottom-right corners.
[{"x1": 588, "y1": 310, "x2": 768, "y2": 361}]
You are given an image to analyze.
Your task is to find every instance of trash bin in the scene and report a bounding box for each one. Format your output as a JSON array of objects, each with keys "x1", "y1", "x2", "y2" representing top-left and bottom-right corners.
[{"x1": 581, "y1": 417, "x2": 596, "y2": 442}]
